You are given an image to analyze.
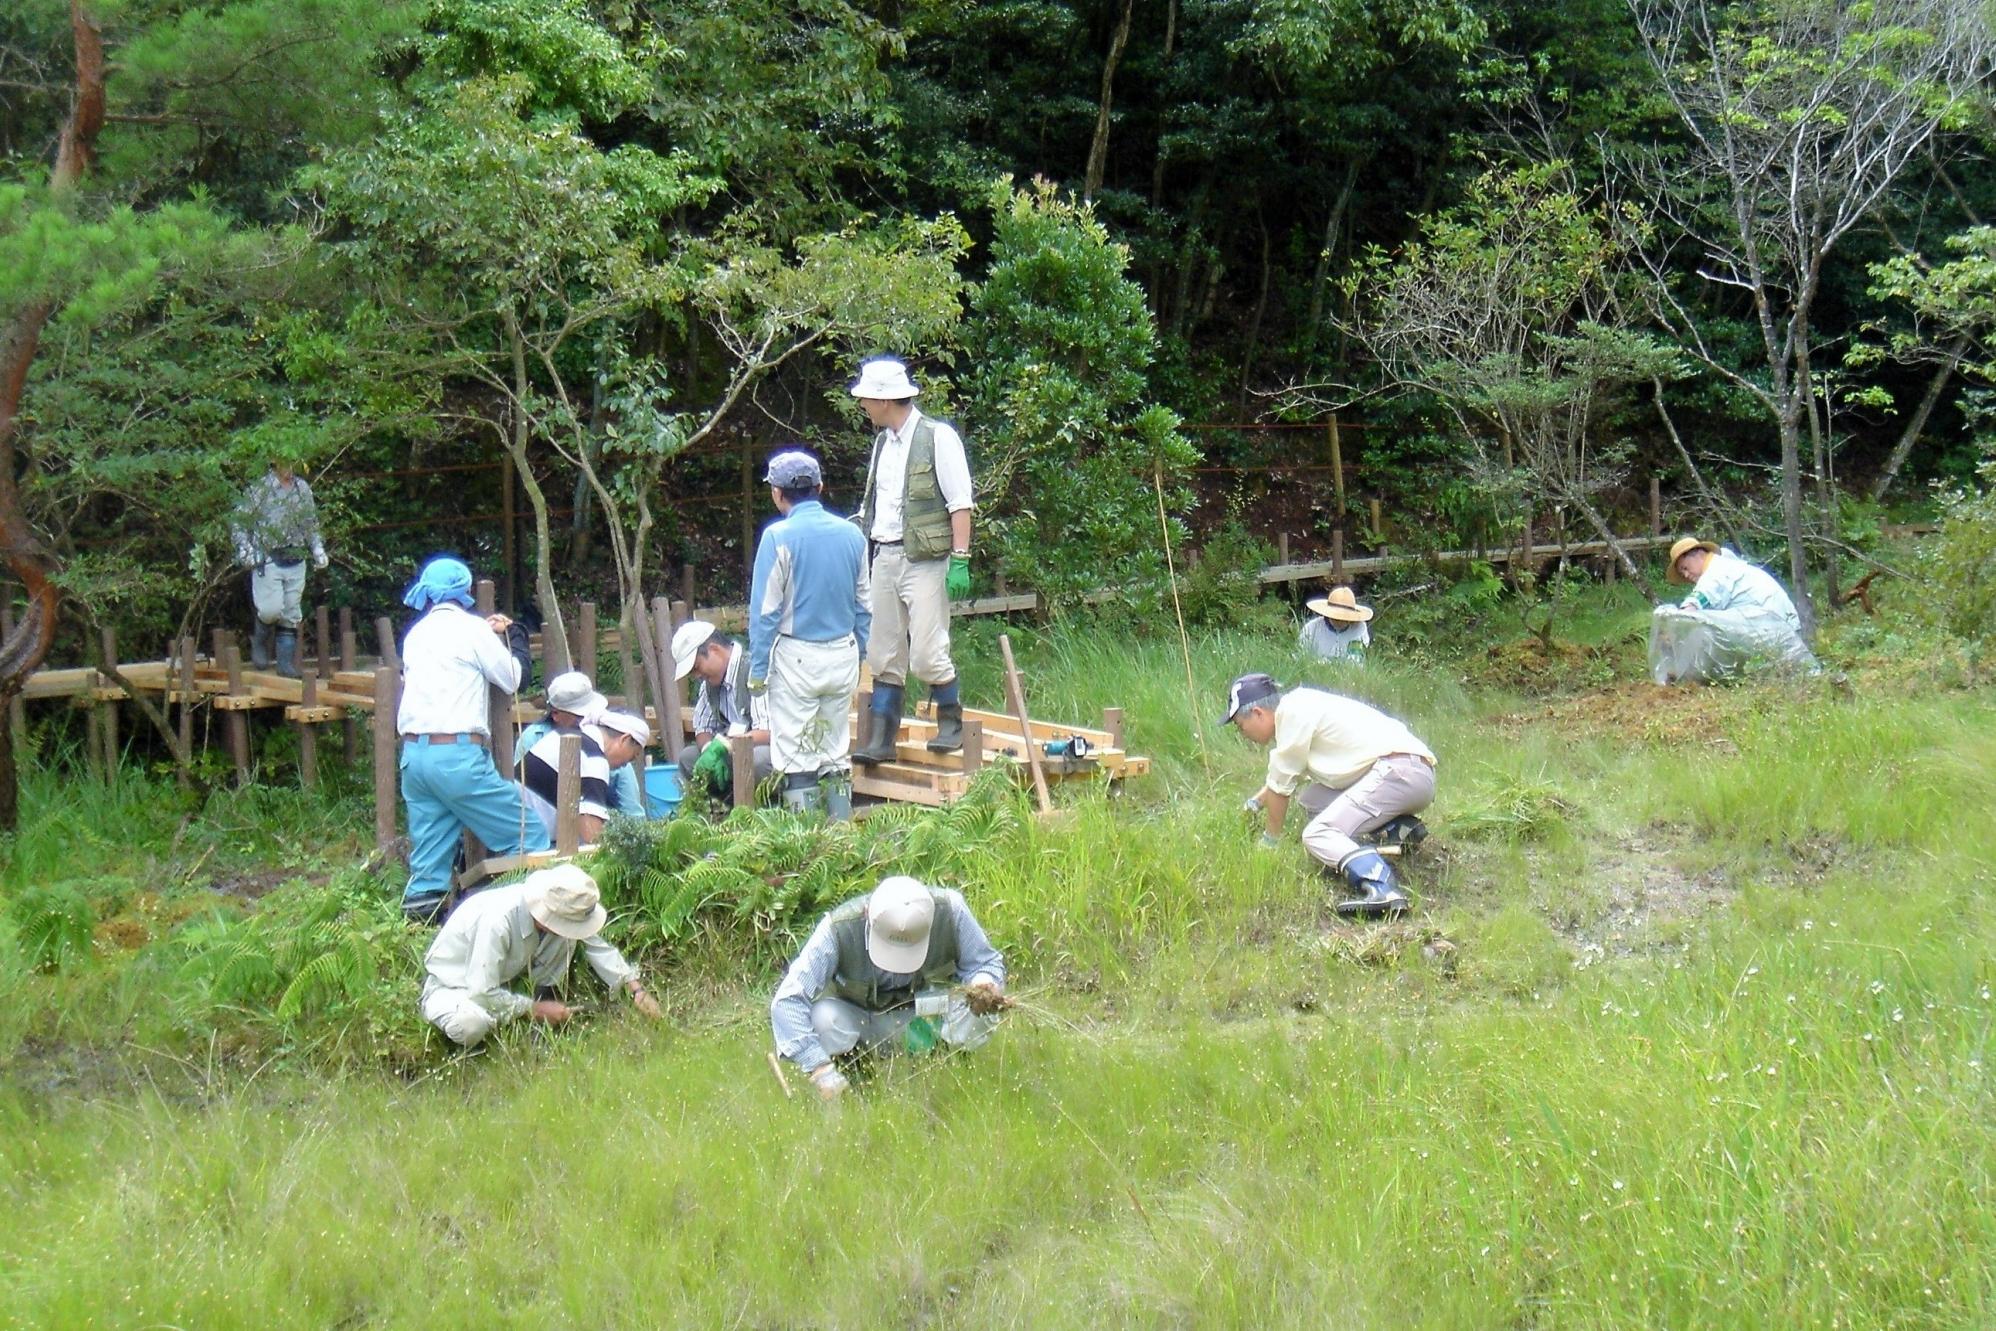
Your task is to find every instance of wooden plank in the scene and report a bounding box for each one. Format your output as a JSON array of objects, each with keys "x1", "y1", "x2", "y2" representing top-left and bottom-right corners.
[
  {"x1": 960, "y1": 717, "x2": 982, "y2": 779},
  {"x1": 213, "y1": 693, "x2": 283, "y2": 712},
  {"x1": 849, "y1": 771, "x2": 951, "y2": 807},
  {"x1": 456, "y1": 849, "x2": 564, "y2": 890},
  {"x1": 730, "y1": 732, "x2": 756, "y2": 808},
  {"x1": 286, "y1": 704, "x2": 344, "y2": 724},
  {"x1": 998, "y1": 634, "x2": 1051, "y2": 814}
]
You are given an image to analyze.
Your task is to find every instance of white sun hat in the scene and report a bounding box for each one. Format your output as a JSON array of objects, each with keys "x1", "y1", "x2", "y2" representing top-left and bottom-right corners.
[
  {"x1": 849, "y1": 358, "x2": 920, "y2": 400},
  {"x1": 524, "y1": 864, "x2": 607, "y2": 940},
  {"x1": 671, "y1": 619, "x2": 716, "y2": 681},
  {"x1": 544, "y1": 670, "x2": 606, "y2": 717},
  {"x1": 865, "y1": 875, "x2": 936, "y2": 972}
]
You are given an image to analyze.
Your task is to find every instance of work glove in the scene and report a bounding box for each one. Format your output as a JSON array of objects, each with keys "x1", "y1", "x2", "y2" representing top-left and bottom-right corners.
[
  {"x1": 946, "y1": 553, "x2": 972, "y2": 601},
  {"x1": 691, "y1": 738, "x2": 731, "y2": 793},
  {"x1": 1255, "y1": 831, "x2": 1282, "y2": 851},
  {"x1": 810, "y1": 1063, "x2": 849, "y2": 1101},
  {"x1": 748, "y1": 676, "x2": 767, "y2": 695},
  {"x1": 964, "y1": 978, "x2": 1013, "y2": 1016}
]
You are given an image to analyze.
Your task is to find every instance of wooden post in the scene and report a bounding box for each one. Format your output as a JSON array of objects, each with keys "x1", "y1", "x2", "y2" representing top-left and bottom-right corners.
[
  {"x1": 577, "y1": 601, "x2": 598, "y2": 681},
  {"x1": 467, "y1": 579, "x2": 509, "y2": 869},
  {"x1": 729, "y1": 732, "x2": 756, "y2": 809},
  {"x1": 176, "y1": 635, "x2": 196, "y2": 791},
  {"x1": 959, "y1": 717, "x2": 983, "y2": 780},
  {"x1": 1649, "y1": 477, "x2": 1663, "y2": 537},
  {"x1": 97, "y1": 626, "x2": 118, "y2": 777},
  {"x1": 1328, "y1": 417, "x2": 1347, "y2": 517},
  {"x1": 1368, "y1": 498, "x2": 1383, "y2": 543},
  {"x1": 223, "y1": 644, "x2": 250, "y2": 784},
  {"x1": 373, "y1": 666, "x2": 400, "y2": 853},
  {"x1": 1277, "y1": 531, "x2": 1290, "y2": 566},
  {"x1": 998, "y1": 634, "x2": 1051, "y2": 814},
  {"x1": 652, "y1": 596, "x2": 683, "y2": 756},
  {"x1": 375, "y1": 615, "x2": 400, "y2": 672},
  {"x1": 314, "y1": 604, "x2": 332, "y2": 680},
  {"x1": 298, "y1": 669, "x2": 318, "y2": 790},
  {"x1": 1102, "y1": 706, "x2": 1125, "y2": 751},
  {"x1": 340, "y1": 608, "x2": 359, "y2": 766},
  {"x1": 679, "y1": 563, "x2": 695, "y2": 613},
  {"x1": 669, "y1": 598, "x2": 689, "y2": 631},
  {"x1": 0, "y1": 603, "x2": 24, "y2": 743},
  {"x1": 1332, "y1": 528, "x2": 1345, "y2": 579},
  {"x1": 555, "y1": 733, "x2": 582, "y2": 855}
]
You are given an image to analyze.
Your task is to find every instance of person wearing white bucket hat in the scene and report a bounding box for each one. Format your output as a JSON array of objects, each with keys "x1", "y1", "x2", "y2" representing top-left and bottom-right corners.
[
  {"x1": 1299, "y1": 585, "x2": 1373, "y2": 665},
  {"x1": 418, "y1": 865, "x2": 661, "y2": 1047},
  {"x1": 669, "y1": 619, "x2": 771, "y2": 803},
  {"x1": 848, "y1": 357, "x2": 976, "y2": 766},
  {"x1": 770, "y1": 875, "x2": 1008, "y2": 1100}
]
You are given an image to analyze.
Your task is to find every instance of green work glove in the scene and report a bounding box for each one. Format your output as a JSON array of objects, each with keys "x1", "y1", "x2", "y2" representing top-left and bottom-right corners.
[
  {"x1": 946, "y1": 552, "x2": 972, "y2": 601},
  {"x1": 692, "y1": 738, "x2": 731, "y2": 793}
]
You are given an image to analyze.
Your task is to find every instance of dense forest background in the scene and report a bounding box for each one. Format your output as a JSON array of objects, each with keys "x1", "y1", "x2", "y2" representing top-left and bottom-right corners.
[{"x1": 3, "y1": 0, "x2": 1994, "y2": 675}]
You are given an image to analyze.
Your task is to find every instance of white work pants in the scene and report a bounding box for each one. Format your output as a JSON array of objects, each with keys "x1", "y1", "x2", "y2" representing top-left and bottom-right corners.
[
  {"x1": 865, "y1": 543, "x2": 954, "y2": 689},
  {"x1": 768, "y1": 635, "x2": 859, "y2": 776},
  {"x1": 420, "y1": 977, "x2": 504, "y2": 1047},
  {"x1": 1298, "y1": 754, "x2": 1436, "y2": 869},
  {"x1": 810, "y1": 995, "x2": 999, "y2": 1057},
  {"x1": 250, "y1": 560, "x2": 306, "y2": 628}
]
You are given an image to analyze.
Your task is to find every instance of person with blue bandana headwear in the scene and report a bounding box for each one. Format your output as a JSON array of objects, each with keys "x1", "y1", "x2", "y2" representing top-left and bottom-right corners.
[{"x1": 394, "y1": 556, "x2": 548, "y2": 924}]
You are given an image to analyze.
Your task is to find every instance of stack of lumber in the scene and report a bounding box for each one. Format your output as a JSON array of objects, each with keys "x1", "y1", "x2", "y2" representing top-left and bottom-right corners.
[{"x1": 847, "y1": 701, "x2": 1149, "y2": 807}]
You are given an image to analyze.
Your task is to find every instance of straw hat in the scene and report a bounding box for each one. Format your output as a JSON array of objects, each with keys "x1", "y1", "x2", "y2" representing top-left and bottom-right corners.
[
  {"x1": 1666, "y1": 537, "x2": 1720, "y2": 583},
  {"x1": 1306, "y1": 585, "x2": 1373, "y2": 624},
  {"x1": 524, "y1": 864, "x2": 606, "y2": 940},
  {"x1": 866, "y1": 875, "x2": 935, "y2": 972}
]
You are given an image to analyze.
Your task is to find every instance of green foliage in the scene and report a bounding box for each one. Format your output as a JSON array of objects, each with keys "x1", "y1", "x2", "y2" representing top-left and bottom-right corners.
[
  {"x1": 965, "y1": 178, "x2": 1199, "y2": 610},
  {"x1": 1913, "y1": 441, "x2": 1996, "y2": 653},
  {"x1": 1464, "y1": 901, "x2": 1573, "y2": 996},
  {"x1": 5, "y1": 882, "x2": 94, "y2": 972}
]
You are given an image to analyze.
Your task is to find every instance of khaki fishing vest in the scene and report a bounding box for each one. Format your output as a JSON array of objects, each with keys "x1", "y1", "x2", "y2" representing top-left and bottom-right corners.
[
  {"x1": 860, "y1": 415, "x2": 955, "y2": 563},
  {"x1": 825, "y1": 889, "x2": 961, "y2": 1010}
]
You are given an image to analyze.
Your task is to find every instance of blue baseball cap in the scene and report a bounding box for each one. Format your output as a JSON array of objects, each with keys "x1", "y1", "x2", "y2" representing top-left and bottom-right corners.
[
  {"x1": 1219, "y1": 673, "x2": 1282, "y2": 726},
  {"x1": 764, "y1": 449, "x2": 822, "y2": 488}
]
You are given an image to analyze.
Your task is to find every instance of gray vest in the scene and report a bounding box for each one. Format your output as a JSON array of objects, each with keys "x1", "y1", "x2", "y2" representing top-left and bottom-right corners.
[
  {"x1": 824, "y1": 889, "x2": 960, "y2": 1010},
  {"x1": 860, "y1": 416, "x2": 955, "y2": 562}
]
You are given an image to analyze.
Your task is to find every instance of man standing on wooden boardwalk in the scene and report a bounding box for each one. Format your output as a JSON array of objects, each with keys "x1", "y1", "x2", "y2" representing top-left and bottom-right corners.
[
  {"x1": 230, "y1": 455, "x2": 327, "y2": 679},
  {"x1": 848, "y1": 358, "x2": 976, "y2": 766},
  {"x1": 748, "y1": 450, "x2": 869, "y2": 819}
]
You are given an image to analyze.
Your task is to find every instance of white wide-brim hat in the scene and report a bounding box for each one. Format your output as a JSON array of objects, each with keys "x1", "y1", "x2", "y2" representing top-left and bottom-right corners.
[
  {"x1": 865, "y1": 875, "x2": 935, "y2": 972},
  {"x1": 525, "y1": 864, "x2": 607, "y2": 940},
  {"x1": 849, "y1": 358, "x2": 919, "y2": 400},
  {"x1": 671, "y1": 619, "x2": 716, "y2": 681}
]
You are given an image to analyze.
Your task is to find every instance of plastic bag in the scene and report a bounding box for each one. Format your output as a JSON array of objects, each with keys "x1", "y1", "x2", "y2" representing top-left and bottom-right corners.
[{"x1": 1648, "y1": 606, "x2": 1820, "y2": 684}]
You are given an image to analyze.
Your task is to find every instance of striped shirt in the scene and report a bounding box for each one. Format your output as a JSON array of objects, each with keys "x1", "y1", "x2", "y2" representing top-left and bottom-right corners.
[{"x1": 520, "y1": 723, "x2": 613, "y2": 834}]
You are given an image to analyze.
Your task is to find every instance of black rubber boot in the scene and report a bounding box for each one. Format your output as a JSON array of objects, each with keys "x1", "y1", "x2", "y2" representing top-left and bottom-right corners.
[
  {"x1": 819, "y1": 770, "x2": 852, "y2": 822},
  {"x1": 250, "y1": 620, "x2": 275, "y2": 670},
  {"x1": 926, "y1": 702, "x2": 964, "y2": 754},
  {"x1": 781, "y1": 771, "x2": 823, "y2": 814},
  {"x1": 1333, "y1": 849, "x2": 1409, "y2": 918},
  {"x1": 274, "y1": 628, "x2": 300, "y2": 678},
  {"x1": 853, "y1": 685, "x2": 904, "y2": 766},
  {"x1": 1369, "y1": 814, "x2": 1429, "y2": 853}
]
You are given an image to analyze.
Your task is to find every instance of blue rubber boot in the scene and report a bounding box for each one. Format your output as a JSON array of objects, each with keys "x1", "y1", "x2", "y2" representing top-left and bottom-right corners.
[{"x1": 1333, "y1": 849, "x2": 1409, "y2": 917}]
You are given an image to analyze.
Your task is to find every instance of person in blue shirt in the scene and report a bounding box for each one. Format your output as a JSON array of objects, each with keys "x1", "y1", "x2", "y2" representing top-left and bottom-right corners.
[{"x1": 748, "y1": 449, "x2": 870, "y2": 819}]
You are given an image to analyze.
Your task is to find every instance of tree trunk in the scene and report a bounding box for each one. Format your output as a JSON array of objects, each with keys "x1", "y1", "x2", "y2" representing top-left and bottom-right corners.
[
  {"x1": 1568, "y1": 491, "x2": 1656, "y2": 604},
  {"x1": 1083, "y1": 0, "x2": 1136, "y2": 202},
  {"x1": 1870, "y1": 335, "x2": 1968, "y2": 501},
  {"x1": 1306, "y1": 160, "x2": 1360, "y2": 333},
  {"x1": 1797, "y1": 329, "x2": 1840, "y2": 618},
  {"x1": 0, "y1": 2, "x2": 107, "y2": 831},
  {"x1": 1777, "y1": 410, "x2": 1817, "y2": 640},
  {"x1": 505, "y1": 316, "x2": 568, "y2": 673}
]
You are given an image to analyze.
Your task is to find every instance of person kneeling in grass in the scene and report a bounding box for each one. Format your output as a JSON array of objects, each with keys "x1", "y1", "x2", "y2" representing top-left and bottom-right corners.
[
  {"x1": 1224, "y1": 672, "x2": 1436, "y2": 918},
  {"x1": 419, "y1": 864, "x2": 661, "y2": 1048},
  {"x1": 771, "y1": 875, "x2": 1009, "y2": 1101}
]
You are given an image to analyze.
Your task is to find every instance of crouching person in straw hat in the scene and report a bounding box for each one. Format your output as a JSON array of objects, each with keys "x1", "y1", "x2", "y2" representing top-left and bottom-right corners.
[
  {"x1": 1300, "y1": 585, "x2": 1372, "y2": 665},
  {"x1": 396, "y1": 555, "x2": 547, "y2": 925},
  {"x1": 771, "y1": 876, "x2": 1008, "y2": 1101},
  {"x1": 1223, "y1": 672, "x2": 1436, "y2": 917},
  {"x1": 419, "y1": 865, "x2": 662, "y2": 1048},
  {"x1": 670, "y1": 620, "x2": 772, "y2": 804},
  {"x1": 1648, "y1": 537, "x2": 1819, "y2": 684}
]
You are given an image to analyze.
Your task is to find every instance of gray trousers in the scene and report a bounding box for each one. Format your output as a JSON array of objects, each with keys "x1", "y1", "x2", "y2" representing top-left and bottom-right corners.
[
  {"x1": 250, "y1": 560, "x2": 306, "y2": 628},
  {"x1": 810, "y1": 995, "x2": 999, "y2": 1058},
  {"x1": 1297, "y1": 753, "x2": 1436, "y2": 868}
]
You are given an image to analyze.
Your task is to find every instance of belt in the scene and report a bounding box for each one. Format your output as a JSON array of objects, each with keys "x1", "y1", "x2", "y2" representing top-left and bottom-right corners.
[
  {"x1": 778, "y1": 633, "x2": 857, "y2": 646},
  {"x1": 872, "y1": 538, "x2": 902, "y2": 547},
  {"x1": 401, "y1": 732, "x2": 489, "y2": 747}
]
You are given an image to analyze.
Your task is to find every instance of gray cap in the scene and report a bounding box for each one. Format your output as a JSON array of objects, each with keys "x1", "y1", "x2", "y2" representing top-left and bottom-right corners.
[
  {"x1": 1219, "y1": 673, "x2": 1282, "y2": 726},
  {"x1": 764, "y1": 449, "x2": 822, "y2": 489}
]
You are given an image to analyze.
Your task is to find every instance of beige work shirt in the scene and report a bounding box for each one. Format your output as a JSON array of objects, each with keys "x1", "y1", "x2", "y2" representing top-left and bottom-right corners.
[
  {"x1": 420, "y1": 882, "x2": 636, "y2": 1022},
  {"x1": 1264, "y1": 686, "x2": 1435, "y2": 795}
]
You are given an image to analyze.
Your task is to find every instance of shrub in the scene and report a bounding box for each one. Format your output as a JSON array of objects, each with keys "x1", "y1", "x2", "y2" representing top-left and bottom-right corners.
[
  {"x1": 1915, "y1": 443, "x2": 1996, "y2": 656},
  {"x1": 7, "y1": 882, "x2": 95, "y2": 972}
]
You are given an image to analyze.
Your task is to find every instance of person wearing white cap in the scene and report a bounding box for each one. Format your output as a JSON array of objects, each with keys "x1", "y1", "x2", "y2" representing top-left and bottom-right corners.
[
  {"x1": 1223, "y1": 672, "x2": 1436, "y2": 917},
  {"x1": 418, "y1": 865, "x2": 661, "y2": 1048},
  {"x1": 1300, "y1": 585, "x2": 1372, "y2": 665},
  {"x1": 512, "y1": 671, "x2": 644, "y2": 819},
  {"x1": 669, "y1": 619, "x2": 772, "y2": 802},
  {"x1": 770, "y1": 875, "x2": 1008, "y2": 1100},
  {"x1": 847, "y1": 357, "x2": 976, "y2": 766},
  {"x1": 748, "y1": 449, "x2": 870, "y2": 819},
  {"x1": 519, "y1": 709, "x2": 652, "y2": 845}
]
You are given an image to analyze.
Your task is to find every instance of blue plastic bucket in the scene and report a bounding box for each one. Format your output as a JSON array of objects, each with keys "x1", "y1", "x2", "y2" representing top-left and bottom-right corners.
[{"x1": 643, "y1": 764, "x2": 682, "y2": 820}]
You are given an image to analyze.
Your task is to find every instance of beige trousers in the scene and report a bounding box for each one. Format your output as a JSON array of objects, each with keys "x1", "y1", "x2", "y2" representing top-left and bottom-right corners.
[
  {"x1": 1298, "y1": 753, "x2": 1436, "y2": 869},
  {"x1": 420, "y1": 977, "x2": 503, "y2": 1047},
  {"x1": 768, "y1": 634, "x2": 859, "y2": 776},
  {"x1": 865, "y1": 543, "x2": 955, "y2": 689},
  {"x1": 250, "y1": 560, "x2": 306, "y2": 628}
]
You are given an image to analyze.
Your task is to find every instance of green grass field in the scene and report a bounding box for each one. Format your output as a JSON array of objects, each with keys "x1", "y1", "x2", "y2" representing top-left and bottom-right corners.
[{"x1": 1, "y1": 592, "x2": 1992, "y2": 1328}]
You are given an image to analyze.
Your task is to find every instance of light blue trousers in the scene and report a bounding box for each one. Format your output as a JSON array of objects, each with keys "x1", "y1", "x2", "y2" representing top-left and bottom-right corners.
[{"x1": 400, "y1": 738, "x2": 550, "y2": 906}]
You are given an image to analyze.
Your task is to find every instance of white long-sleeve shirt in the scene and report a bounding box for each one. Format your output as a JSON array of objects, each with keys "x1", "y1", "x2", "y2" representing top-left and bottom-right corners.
[
  {"x1": 396, "y1": 603, "x2": 521, "y2": 737},
  {"x1": 1679, "y1": 550, "x2": 1803, "y2": 630},
  {"x1": 867, "y1": 407, "x2": 974, "y2": 542},
  {"x1": 1263, "y1": 686, "x2": 1434, "y2": 795},
  {"x1": 421, "y1": 883, "x2": 636, "y2": 1023}
]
